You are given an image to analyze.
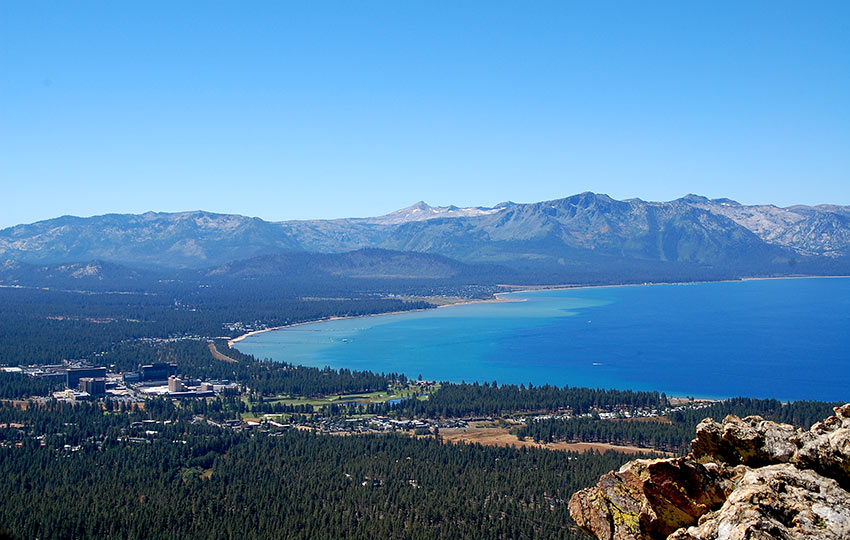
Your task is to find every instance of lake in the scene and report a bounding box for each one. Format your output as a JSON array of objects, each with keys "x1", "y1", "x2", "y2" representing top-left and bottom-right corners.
[{"x1": 234, "y1": 277, "x2": 850, "y2": 402}]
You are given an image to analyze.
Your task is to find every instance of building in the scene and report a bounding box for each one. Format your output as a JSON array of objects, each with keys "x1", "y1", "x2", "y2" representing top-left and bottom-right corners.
[
  {"x1": 16, "y1": 365, "x2": 67, "y2": 383},
  {"x1": 167, "y1": 376, "x2": 186, "y2": 393},
  {"x1": 168, "y1": 390, "x2": 214, "y2": 399},
  {"x1": 66, "y1": 367, "x2": 107, "y2": 389},
  {"x1": 78, "y1": 377, "x2": 106, "y2": 396},
  {"x1": 140, "y1": 362, "x2": 177, "y2": 382}
]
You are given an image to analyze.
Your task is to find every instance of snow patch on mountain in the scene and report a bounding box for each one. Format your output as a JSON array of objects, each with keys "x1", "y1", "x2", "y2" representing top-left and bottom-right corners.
[{"x1": 365, "y1": 201, "x2": 504, "y2": 225}]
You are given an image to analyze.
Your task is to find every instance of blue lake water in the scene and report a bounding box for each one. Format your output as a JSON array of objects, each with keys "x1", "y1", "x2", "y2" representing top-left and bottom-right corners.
[{"x1": 234, "y1": 278, "x2": 850, "y2": 402}]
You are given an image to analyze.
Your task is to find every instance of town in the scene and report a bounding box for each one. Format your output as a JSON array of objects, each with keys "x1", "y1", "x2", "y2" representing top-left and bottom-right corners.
[
  {"x1": 3, "y1": 361, "x2": 239, "y2": 403},
  {"x1": 2, "y1": 353, "x2": 720, "y2": 457}
]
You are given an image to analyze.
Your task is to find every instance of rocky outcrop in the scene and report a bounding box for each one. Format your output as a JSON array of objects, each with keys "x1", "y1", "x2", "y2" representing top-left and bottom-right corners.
[
  {"x1": 794, "y1": 404, "x2": 850, "y2": 489},
  {"x1": 569, "y1": 404, "x2": 850, "y2": 540},
  {"x1": 690, "y1": 414, "x2": 800, "y2": 467},
  {"x1": 669, "y1": 465, "x2": 850, "y2": 540},
  {"x1": 567, "y1": 457, "x2": 740, "y2": 540}
]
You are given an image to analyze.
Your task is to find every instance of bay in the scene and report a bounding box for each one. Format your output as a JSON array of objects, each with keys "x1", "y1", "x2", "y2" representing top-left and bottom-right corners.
[{"x1": 234, "y1": 277, "x2": 850, "y2": 402}]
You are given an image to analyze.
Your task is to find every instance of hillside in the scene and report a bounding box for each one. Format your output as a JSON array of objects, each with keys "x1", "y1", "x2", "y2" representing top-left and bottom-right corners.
[
  {"x1": 1, "y1": 193, "x2": 848, "y2": 281},
  {"x1": 207, "y1": 248, "x2": 503, "y2": 280}
]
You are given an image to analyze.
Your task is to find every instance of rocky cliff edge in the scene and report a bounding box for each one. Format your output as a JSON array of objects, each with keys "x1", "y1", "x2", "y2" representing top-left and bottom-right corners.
[{"x1": 569, "y1": 403, "x2": 850, "y2": 540}]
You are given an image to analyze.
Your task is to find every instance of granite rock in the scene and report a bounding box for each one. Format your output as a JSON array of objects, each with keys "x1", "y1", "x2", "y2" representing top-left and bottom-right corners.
[
  {"x1": 569, "y1": 404, "x2": 850, "y2": 540},
  {"x1": 669, "y1": 464, "x2": 850, "y2": 540},
  {"x1": 691, "y1": 414, "x2": 799, "y2": 467}
]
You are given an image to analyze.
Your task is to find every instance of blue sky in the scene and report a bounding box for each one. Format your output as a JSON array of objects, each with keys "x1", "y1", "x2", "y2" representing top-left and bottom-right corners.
[{"x1": 1, "y1": 1, "x2": 848, "y2": 228}]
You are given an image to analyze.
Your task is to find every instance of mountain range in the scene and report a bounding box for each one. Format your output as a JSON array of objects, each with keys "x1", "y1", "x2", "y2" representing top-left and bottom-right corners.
[{"x1": 1, "y1": 193, "x2": 848, "y2": 286}]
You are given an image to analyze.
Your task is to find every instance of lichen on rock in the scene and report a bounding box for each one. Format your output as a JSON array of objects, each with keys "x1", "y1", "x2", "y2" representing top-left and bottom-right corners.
[{"x1": 569, "y1": 404, "x2": 850, "y2": 540}]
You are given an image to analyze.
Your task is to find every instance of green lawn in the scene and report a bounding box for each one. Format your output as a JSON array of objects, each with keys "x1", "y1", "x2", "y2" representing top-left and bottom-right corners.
[{"x1": 254, "y1": 383, "x2": 438, "y2": 408}]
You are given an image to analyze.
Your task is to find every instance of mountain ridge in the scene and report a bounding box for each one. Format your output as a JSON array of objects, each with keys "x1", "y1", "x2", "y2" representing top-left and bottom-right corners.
[{"x1": 2, "y1": 193, "x2": 848, "y2": 278}]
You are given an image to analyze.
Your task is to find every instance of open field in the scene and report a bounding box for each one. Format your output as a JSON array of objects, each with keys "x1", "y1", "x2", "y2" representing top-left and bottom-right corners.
[
  {"x1": 256, "y1": 384, "x2": 436, "y2": 409},
  {"x1": 439, "y1": 425, "x2": 672, "y2": 456}
]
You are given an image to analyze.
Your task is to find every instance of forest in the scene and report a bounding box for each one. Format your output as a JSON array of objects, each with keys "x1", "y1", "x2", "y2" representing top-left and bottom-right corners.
[
  {"x1": 384, "y1": 381, "x2": 667, "y2": 417},
  {"x1": 514, "y1": 398, "x2": 841, "y2": 454},
  {"x1": 0, "y1": 286, "x2": 431, "y2": 367},
  {"x1": 0, "y1": 400, "x2": 640, "y2": 540},
  {"x1": 0, "y1": 372, "x2": 63, "y2": 400}
]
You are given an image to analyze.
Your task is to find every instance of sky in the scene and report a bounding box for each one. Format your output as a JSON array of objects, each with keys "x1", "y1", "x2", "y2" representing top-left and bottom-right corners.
[{"x1": 1, "y1": 1, "x2": 848, "y2": 228}]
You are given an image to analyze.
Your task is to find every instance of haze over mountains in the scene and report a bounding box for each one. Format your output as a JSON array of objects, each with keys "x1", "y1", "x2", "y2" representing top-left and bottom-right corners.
[{"x1": 1, "y1": 193, "x2": 849, "y2": 287}]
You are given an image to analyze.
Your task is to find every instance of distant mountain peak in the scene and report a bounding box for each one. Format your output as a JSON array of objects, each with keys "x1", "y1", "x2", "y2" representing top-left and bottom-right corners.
[
  {"x1": 560, "y1": 192, "x2": 616, "y2": 204},
  {"x1": 679, "y1": 194, "x2": 741, "y2": 206},
  {"x1": 680, "y1": 194, "x2": 709, "y2": 203},
  {"x1": 365, "y1": 201, "x2": 504, "y2": 225}
]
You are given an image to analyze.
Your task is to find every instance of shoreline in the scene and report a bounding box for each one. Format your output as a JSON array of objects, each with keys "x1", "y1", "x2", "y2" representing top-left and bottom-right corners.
[
  {"x1": 227, "y1": 308, "x2": 428, "y2": 347},
  {"x1": 227, "y1": 293, "x2": 524, "y2": 347},
  {"x1": 228, "y1": 274, "x2": 849, "y2": 348},
  {"x1": 493, "y1": 273, "x2": 850, "y2": 297}
]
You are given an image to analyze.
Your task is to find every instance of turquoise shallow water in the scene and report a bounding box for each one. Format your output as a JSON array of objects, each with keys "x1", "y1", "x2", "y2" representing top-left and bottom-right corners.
[{"x1": 235, "y1": 277, "x2": 850, "y2": 402}]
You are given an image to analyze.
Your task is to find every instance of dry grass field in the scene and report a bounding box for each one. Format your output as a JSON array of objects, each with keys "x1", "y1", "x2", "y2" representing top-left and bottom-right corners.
[{"x1": 439, "y1": 425, "x2": 671, "y2": 455}]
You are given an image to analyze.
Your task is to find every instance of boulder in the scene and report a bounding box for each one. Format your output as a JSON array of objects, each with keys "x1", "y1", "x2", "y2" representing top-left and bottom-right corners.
[
  {"x1": 793, "y1": 403, "x2": 850, "y2": 489},
  {"x1": 569, "y1": 404, "x2": 850, "y2": 540},
  {"x1": 669, "y1": 464, "x2": 850, "y2": 540},
  {"x1": 569, "y1": 457, "x2": 736, "y2": 540},
  {"x1": 691, "y1": 414, "x2": 799, "y2": 466}
]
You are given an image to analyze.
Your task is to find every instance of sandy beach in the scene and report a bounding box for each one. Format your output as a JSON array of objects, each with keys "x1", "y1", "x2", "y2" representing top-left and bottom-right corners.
[{"x1": 226, "y1": 294, "x2": 522, "y2": 347}]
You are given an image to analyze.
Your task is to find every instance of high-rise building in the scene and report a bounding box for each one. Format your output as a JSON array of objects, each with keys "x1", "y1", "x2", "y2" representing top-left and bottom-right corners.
[
  {"x1": 140, "y1": 362, "x2": 177, "y2": 381},
  {"x1": 78, "y1": 377, "x2": 106, "y2": 396},
  {"x1": 66, "y1": 367, "x2": 107, "y2": 389},
  {"x1": 168, "y1": 376, "x2": 186, "y2": 393}
]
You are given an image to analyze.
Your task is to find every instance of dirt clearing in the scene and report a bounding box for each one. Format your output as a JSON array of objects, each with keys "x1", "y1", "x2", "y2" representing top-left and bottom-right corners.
[{"x1": 439, "y1": 426, "x2": 671, "y2": 456}]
